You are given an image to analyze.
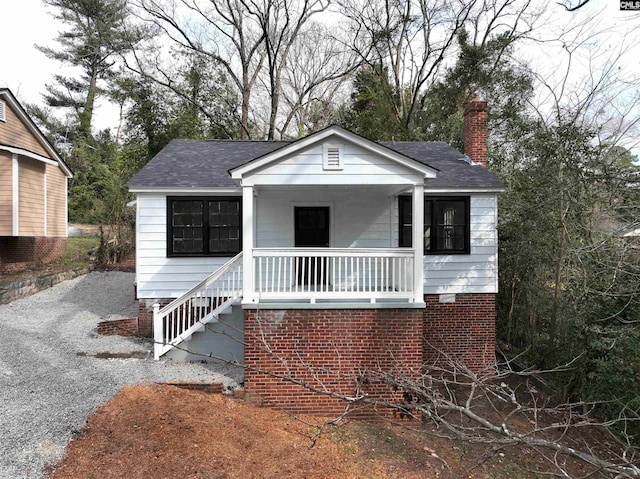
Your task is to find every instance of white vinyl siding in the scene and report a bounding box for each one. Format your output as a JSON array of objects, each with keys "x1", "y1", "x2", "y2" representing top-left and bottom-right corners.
[
  {"x1": 136, "y1": 183, "x2": 498, "y2": 299},
  {"x1": 247, "y1": 143, "x2": 423, "y2": 186},
  {"x1": 255, "y1": 187, "x2": 393, "y2": 248},
  {"x1": 137, "y1": 191, "x2": 498, "y2": 299},
  {"x1": 136, "y1": 193, "x2": 234, "y2": 298},
  {"x1": 392, "y1": 193, "x2": 498, "y2": 294}
]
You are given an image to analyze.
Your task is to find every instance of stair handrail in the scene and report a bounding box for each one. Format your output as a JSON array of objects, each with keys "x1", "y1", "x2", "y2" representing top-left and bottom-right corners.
[
  {"x1": 158, "y1": 251, "x2": 243, "y2": 317},
  {"x1": 153, "y1": 252, "x2": 243, "y2": 359}
]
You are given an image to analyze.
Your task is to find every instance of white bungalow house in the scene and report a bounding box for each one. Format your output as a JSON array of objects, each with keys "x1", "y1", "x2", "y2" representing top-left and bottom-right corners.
[{"x1": 128, "y1": 100, "x2": 504, "y2": 414}]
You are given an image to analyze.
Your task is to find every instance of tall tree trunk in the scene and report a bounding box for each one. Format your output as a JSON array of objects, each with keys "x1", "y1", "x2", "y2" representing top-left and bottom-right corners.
[
  {"x1": 240, "y1": 89, "x2": 250, "y2": 139},
  {"x1": 548, "y1": 158, "x2": 569, "y2": 355},
  {"x1": 506, "y1": 274, "x2": 518, "y2": 347},
  {"x1": 549, "y1": 222, "x2": 567, "y2": 349},
  {"x1": 267, "y1": 72, "x2": 279, "y2": 140},
  {"x1": 78, "y1": 68, "x2": 98, "y2": 140}
]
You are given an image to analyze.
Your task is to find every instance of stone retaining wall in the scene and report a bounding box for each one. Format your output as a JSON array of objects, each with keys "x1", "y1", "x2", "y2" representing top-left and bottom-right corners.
[{"x1": 0, "y1": 266, "x2": 92, "y2": 304}]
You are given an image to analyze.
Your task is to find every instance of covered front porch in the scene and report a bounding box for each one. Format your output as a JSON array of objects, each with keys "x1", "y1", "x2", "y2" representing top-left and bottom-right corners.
[{"x1": 241, "y1": 182, "x2": 426, "y2": 306}]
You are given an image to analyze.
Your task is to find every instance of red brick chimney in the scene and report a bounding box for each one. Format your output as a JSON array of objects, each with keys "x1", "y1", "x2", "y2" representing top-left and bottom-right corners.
[{"x1": 463, "y1": 98, "x2": 488, "y2": 168}]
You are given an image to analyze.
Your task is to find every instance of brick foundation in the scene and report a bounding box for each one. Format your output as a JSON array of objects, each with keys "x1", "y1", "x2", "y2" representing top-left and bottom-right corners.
[
  {"x1": 143, "y1": 293, "x2": 496, "y2": 415},
  {"x1": 0, "y1": 236, "x2": 66, "y2": 269},
  {"x1": 137, "y1": 299, "x2": 172, "y2": 338},
  {"x1": 137, "y1": 301, "x2": 154, "y2": 338},
  {"x1": 97, "y1": 318, "x2": 140, "y2": 336},
  {"x1": 422, "y1": 293, "x2": 496, "y2": 372},
  {"x1": 244, "y1": 308, "x2": 423, "y2": 418}
]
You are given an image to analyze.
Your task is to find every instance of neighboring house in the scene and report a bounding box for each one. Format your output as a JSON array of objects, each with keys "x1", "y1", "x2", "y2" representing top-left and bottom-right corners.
[
  {"x1": 0, "y1": 89, "x2": 72, "y2": 269},
  {"x1": 128, "y1": 99, "x2": 504, "y2": 414}
]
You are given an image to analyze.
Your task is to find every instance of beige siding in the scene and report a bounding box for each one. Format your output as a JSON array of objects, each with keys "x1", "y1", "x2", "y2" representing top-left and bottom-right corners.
[
  {"x1": 0, "y1": 102, "x2": 50, "y2": 157},
  {"x1": 0, "y1": 151, "x2": 12, "y2": 235},
  {"x1": 46, "y1": 164, "x2": 67, "y2": 237},
  {"x1": 18, "y1": 157, "x2": 45, "y2": 236}
]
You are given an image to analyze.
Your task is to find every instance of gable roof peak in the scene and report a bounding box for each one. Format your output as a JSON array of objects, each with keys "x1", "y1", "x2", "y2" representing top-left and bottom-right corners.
[
  {"x1": 228, "y1": 125, "x2": 439, "y2": 180},
  {"x1": 0, "y1": 88, "x2": 73, "y2": 178}
]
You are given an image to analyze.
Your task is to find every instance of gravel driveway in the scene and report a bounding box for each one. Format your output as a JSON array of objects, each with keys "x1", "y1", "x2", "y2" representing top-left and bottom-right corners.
[{"x1": 0, "y1": 271, "x2": 241, "y2": 479}]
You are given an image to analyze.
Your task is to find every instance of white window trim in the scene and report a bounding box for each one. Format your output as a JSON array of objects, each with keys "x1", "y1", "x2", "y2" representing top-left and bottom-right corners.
[{"x1": 0, "y1": 100, "x2": 6, "y2": 122}]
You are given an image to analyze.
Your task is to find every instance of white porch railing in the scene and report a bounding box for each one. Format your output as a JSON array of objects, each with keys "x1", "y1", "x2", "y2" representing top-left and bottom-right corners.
[
  {"x1": 153, "y1": 252, "x2": 243, "y2": 359},
  {"x1": 252, "y1": 248, "x2": 414, "y2": 302}
]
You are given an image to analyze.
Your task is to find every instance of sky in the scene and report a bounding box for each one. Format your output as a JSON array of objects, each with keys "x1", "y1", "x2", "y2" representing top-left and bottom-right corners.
[
  {"x1": 1, "y1": 0, "x2": 639, "y2": 147},
  {"x1": 1, "y1": 0, "x2": 118, "y2": 132}
]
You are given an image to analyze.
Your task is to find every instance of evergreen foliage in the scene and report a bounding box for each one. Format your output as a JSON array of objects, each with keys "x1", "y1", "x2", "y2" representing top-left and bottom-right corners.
[
  {"x1": 340, "y1": 64, "x2": 409, "y2": 140},
  {"x1": 495, "y1": 117, "x2": 640, "y2": 443}
]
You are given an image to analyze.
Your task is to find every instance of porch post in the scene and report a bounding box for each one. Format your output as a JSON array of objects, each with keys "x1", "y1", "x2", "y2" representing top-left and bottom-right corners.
[
  {"x1": 412, "y1": 183, "x2": 424, "y2": 303},
  {"x1": 242, "y1": 185, "x2": 255, "y2": 303}
]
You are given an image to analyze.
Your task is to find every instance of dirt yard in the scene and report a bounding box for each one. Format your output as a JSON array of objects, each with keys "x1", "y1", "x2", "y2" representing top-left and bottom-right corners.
[{"x1": 47, "y1": 385, "x2": 609, "y2": 479}]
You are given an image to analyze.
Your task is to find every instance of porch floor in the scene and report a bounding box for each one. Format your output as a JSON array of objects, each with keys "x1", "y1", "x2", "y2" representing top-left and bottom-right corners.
[{"x1": 242, "y1": 299, "x2": 426, "y2": 309}]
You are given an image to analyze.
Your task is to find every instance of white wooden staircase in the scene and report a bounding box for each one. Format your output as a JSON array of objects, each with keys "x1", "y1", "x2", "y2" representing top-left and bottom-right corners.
[{"x1": 153, "y1": 252, "x2": 243, "y2": 359}]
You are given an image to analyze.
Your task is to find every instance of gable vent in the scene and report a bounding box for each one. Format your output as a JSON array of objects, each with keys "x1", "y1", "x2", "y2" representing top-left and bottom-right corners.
[
  {"x1": 327, "y1": 147, "x2": 340, "y2": 167},
  {"x1": 323, "y1": 144, "x2": 343, "y2": 170},
  {"x1": 0, "y1": 101, "x2": 5, "y2": 122}
]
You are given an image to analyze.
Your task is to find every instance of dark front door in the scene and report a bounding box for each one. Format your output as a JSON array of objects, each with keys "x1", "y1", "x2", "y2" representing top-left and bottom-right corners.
[{"x1": 294, "y1": 207, "x2": 330, "y2": 286}]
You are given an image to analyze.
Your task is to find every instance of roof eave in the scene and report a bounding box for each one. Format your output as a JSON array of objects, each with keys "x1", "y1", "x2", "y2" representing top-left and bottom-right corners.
[
  {"x1": 128, "y1": 186, "x2": 242, "y2": 194},
  {"x1": 0, "y1": 89, "x2": 73, "y2": 178},
  {"x1": 423, "y1": 186, "x2": 506, "y2": 193}
]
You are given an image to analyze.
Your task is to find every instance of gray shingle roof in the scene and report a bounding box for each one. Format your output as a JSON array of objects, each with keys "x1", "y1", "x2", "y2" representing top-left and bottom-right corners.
[
  {"x1": 127, "y1": 138, "x2": 504, "y2": 190},
  {"x1": 379, "y1": 141, "x2": 505, "y2": 189},
  {"x1": 128, "y1": 140, "x2": 288, "y2": 188}
]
